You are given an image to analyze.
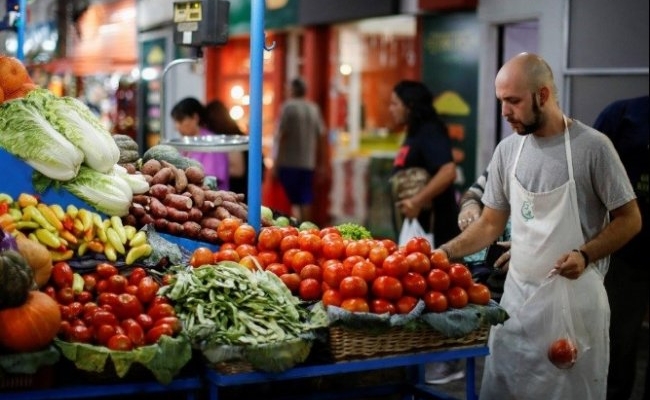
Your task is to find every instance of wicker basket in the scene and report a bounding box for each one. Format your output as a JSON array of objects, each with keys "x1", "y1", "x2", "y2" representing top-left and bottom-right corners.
[
  {"x1": 212, "y1": 359, "x2": 256, "y2": 375},
  {"x1": 328, "y1": 324, "x2": 489, "y2": 361}
]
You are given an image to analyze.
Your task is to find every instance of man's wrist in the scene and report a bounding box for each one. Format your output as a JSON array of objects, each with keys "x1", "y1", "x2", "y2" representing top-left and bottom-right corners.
[
  {"x1": 572, "y1": 249, "x2": 590, "y2": 266},
  {"x1": 460, "y1": 199, "x2": 480, "y2": 209},
  {"x1": 439, "y1": 244, "x2": 452, "y2": 260}
]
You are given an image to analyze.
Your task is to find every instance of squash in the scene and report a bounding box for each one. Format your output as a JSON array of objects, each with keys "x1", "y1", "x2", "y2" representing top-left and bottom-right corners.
[
  {"x1": 0, "y1": 290, "x2": 61, "y2": 352},
  {"x1": 0, "y1": 250, "x2": 34, "y2": 309},
  {"x1": 15, "y1": 234, "x2": 52, "y2": 288}
]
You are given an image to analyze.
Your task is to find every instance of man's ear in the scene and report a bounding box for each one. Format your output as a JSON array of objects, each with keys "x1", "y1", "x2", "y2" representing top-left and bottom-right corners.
[{"x1": 538, "y1": 87, "x2": 551, "y2": 106}]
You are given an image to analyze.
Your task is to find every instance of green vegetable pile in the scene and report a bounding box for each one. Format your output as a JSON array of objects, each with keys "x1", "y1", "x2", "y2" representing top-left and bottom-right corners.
[
  {"x1": 335, "y1": 222, "x2": 373, "y2": 240},
  {"x1": 160, "y1": 261, "x2": 318, "y2": 347}
]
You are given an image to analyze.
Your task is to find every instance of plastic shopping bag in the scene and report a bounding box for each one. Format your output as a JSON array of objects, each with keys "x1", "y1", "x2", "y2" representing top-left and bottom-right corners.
[
  {"x1": 517, "y1": 274, "x2": 591, "y2": 370},
  {"x1": 398, "y1": 218, "x2": 434, "y2": 248}
]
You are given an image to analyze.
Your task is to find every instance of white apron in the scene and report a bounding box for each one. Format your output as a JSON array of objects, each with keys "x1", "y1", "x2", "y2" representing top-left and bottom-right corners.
[{"x1": 480, "y1": 118, "x2": 610, "y2": 400}]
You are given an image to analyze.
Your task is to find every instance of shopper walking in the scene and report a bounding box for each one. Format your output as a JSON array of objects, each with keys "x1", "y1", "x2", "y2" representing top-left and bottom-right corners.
[
  {"x1": 593, "y1": 95, "x2": 649, "y2": 400},
  {"x1": 436, "y1": 52, "x2": 641, "y2": 399},
  {"x1": 271, "y1": 78, "x2": 326, "y2": 223},
  {"x1": 170, "y1": 97, "x2": 230, "y2": 190}
]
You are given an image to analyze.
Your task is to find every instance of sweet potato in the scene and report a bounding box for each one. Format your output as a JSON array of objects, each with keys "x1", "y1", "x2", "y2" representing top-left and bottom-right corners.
[
  {"x1": 188, "y1": 207, "x2": 203, "y2": 222},
  {"x1": 129, "y1": 203, "x2": 147, "y2": 218},
  {"x1": 185, "y1": 184, "x2": 205, "y2": 209},
  {"x1": 184, "y1": 166, "x2": 205, "y2": 184},
  {"x1": 141, "y1": 159, "x2": 163, "y2": 176},
  {"x1": 154, "y1": 218, "x2": 169, "y2": 231},
  {"x1": 148, "y1": 197, "x2": 168, "y2": 218},
  {"x1": 164, "y1": 193, "x2": 193, "y2": 211},
  {"x1": 199, "y1": 228, "x2": 219, "y2": 243},
  {"x1": 149, "y1": 184, "x2": 170, "y2": 199},
  {"x1": 166, "y1": 208, "x2": 189, "y2": 223},
  {"x1": 182, "y1": 221, "x2": 202, "y2": 238},
  {"x1": 200, "y1": 217, "x2": 221, "y2": 230},
  {"x1": 213, "y1": 206, "x2": 231, "y2": 220},
  {"x1": 139, "y1": 214, "x2": 155, "y2": 225},
  {"x1": 166, "y1": 222, "x2": 184, "y2": 235},
  {"x1": 151, "y1": 167, "x2": 174, "y2": 185},
  {"x1": 132, "y1": 195, "x2": 151, "y2": 206},
  {"x1": 222, "y1": 200, "x2": 248, "y2": 220}
]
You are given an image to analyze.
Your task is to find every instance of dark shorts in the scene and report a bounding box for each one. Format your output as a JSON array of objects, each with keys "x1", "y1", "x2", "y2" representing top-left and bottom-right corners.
[{"x1": 278, "y1": 167, "x2": 315, "y2": 205}]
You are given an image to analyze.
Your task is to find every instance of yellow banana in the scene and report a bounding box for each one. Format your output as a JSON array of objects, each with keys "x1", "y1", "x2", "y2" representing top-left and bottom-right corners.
[
  {"x1": 49, "y1": 204, "x2": 66, "y2": 221},
  {"x1": 35, "y1": 228, "x2": 62, "y2": 249},
  {"x1": 77, "y1": 209, "x2": 93, "y2": 231},
  {"x1": 93, "y1": 213, "x2": 107, "y2": 243},
  {"x1": 110, "y1": 216, "x2": 127, "y2": 244},
  {"x1": 106, "y1": 227, "x2": 126, "y2": 255},
  {"x1": 66, "y1": 204, "x2": 79, "y2": 220},
  {"x1": 124, "y1": 225, "x2": 137, "y2": 242},
  {"x1": 104, "y1": 242, "x2": 117, "y2": 262},
  {"x1": 128, "y1": 230, "x2": 147, "y2": 248},
  {"x1": 24, "y1": 206, "x2": 56, "y2": 232}
]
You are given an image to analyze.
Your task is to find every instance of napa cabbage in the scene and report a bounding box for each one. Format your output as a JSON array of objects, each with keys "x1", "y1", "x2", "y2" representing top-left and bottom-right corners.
[
  {"x1": 0, "y1": 94, "x2": 84, "y2": 181},
  {"x1": 32, "y1": 89, "x2": 120, "y2": 173}
]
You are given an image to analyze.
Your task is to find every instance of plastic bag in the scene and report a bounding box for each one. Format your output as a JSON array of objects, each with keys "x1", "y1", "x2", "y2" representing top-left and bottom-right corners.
[
  {"x1": 518, "y1": 274, "x2": 591, "y2": 369},
  {"x1": 398, "y1": 218, "x2": 434, "y2": 247}
]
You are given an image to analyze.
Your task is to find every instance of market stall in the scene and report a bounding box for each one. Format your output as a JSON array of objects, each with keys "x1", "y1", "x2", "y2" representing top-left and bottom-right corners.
[{"x1": 0, "y1": 2, "x2": 507, "y2": 399}]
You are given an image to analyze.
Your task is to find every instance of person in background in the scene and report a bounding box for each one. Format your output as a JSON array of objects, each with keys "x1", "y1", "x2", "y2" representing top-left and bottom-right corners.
[
  {"x1": 388, "y1": 80, "x2": 461, "y2": 385},
  {"x1": 436, "y1": 52, "x2": 641, "y2": 399},
  {"x1": 271, "y1": 77, "x2": 327, "y2": 222},
  {"x1": 593, "y1": 95, "x2": 649, "y2": 400},
  {"x1": 204, "y1": 99, "x2": 252, "y2": 199},
  {"x1": 458, "y1": 168, "x2": 511, "y2": 302},
  {"x1": 170, "y1": 97, "x2": 230, "y2": 190}
]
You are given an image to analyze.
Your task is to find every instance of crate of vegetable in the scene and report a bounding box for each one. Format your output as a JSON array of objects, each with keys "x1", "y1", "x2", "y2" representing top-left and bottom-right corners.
[{"x1": 160, "y1": 261, "x2": 328, "y2": 373}]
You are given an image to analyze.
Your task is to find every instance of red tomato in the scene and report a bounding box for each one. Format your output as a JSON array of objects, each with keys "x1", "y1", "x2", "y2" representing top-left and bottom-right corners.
[
  {"x1": 547, "y1": 338, "x2": 578, "y2": 369},
  {"x1": 125, "y1": 284, "x2": 139, "y2": 296},
  {"x1": 429, "y1": 249, "x2": 451, "y2": 272},
  {"x1": 405, "y1": 237, "x2": 432, "y2": 256},
  {"x1": 319, "y1": 227, "x2": 341, "y2": 238},
  {"x1": 299, "y1": 264, "x2": 322, "y2": 281},
  {"x1": 135, "y1": 313, "x2": 154, "y2": 332},
  {"x1": 107, "y1": 274, "x2": 128, "y2": 294},
  {"x1": 97, "y1": 292, "x2": 119, "y2": 309},
  {"x1": 401, "y1": 272, "x2": 428, "y2": 297},
  {"x1": 405, "y1": 252, "x2": 431, "y2": 275},
  {"x1": 235, "y1": 244, "x2": 258, "y2": 259},
  {"x1": 92, "y1": 310, "x2": 119, "y2": 329},
  {"x1": 338, "y1": 276, "x2": 368, "y2": 300},
  {"x1": 447, "y1": 286, "x2": 469, "y2": 309},
  {"x1": 467, "y1": 283, "x2": 491, "y2": 305},
  {"x1": 68, "y1": 302, "x2": 84, "y2": 320},
  {"x1": 371, "y1": 276, "x2": 403, "y2": 301},
  {"x1": 121, "y1": 318, "x2": 145, "y2": 347},
  {"x1": 51, "y1": 261, "x2": 74, "y2": 288},
  {"x1": 279, "y1": 273, "x2": 301, "y2": 294},
  {"x1": 380, "y1": 239, "x2": 398, "y2": 254},
  {"x1": 340, "y1": 298, "x2": 370, "y2": 313},
  {"x1": 279, "y1": 226, "x2": 299, "y2": 238},
  {"x1": 396, "y1": 296, "x2": 419, "y2": 314},
  {"x1": 145, "y1": 324, "x2": 174, "y2": 345},
  {"x1": 321, "y1": 289, "x2": 343, "y2": 307},
  {"x1": 257, "y1": 250, "x2": 280, "y2": 267},
  {"x1": 351, "y1": 260, "x2": 377, "y2": 283},
  {"x1": 67, "y1": 324, "x2": 94, "y2": 344},
  {"x1": 154, "y1": 316, "x2": 182, "y2": 335},
  {"x1": 322, "y1": 262, "x2": 348, "y2": 290},
  {"x1": 266, "y1": 262, "x2": 290, "y2": 277},
  {"x1": 214, "y1": 249, "x2": 240, "y2": 263},
  {"x1": 95, "y1": 324, "x2": 117, "y2": 346},
  {"x1": 299, "y1": 278, "x2": 322, "y2": 301},
  {"x1": 127, "y1": 268, "x2": 147, "y2": 286},
  {"x1": 82, "y1": 273, "x2": 98, "y2": 292},
  {"x1": 257, "y1": 226, "x2": 283, "y2": 251},
  {"x1": 217, "y1": 217, "x2": 242, "y2": 243},
  {"x1": 233, "y1": 223, "x2": 257, "y2": 245},
  {"x1": 107, "y1": 334, "x2": 133, "y2": 351},
  {"x1": 290, "y1": 250, "x2": 316, "y2": 274},
  {"x1": 136, "y1": 276, "x2": 160, "y2": 305},
  {"x1": 342, "y1": 255, "x2": 365, "y2": 275},
  {"x1": 448, "y1": 263, "x2": 473, "y2": 289},
  {"x1": 147, "y1": 303, "x2": 176, "y2": 322},
  {"x1": 382, "y1": 253, "x2": 409, "y2": 278},
  {"x1": 281, "y1": 248, "x2": 300, "y2": 267},
  {"x1": 279, "y1": 235, "x2": 300, "y2": 253},
  {"x1": 82, "y1": 302, "x2": 99, "y2": 324},
  {"x1": 423, "y1": 290, "x2": 448, "y2": 313},
  {"x1": 57, "y1": 287, "x2": 75, "y2": 305},
  {"x1": 427, "y1": 269, "x2": 451, "y2": 292},
  {"x1": 298, "y1": 233, "x2": 322, "y2": 255},
  {"x1": 114, "y1": 293, "x2": 144, "y2": 320},
  {"x1": 370, "y1": 298, "x2": 397, "y2": 315},
  {"x1": 368, "y1": 245, "x2": 389, "y2": 268},
  {"x1": 96, "y1": 263, "x2": 119, "y2": 279},
  {"x1": 321, "y1": 238, "x2": 346, "y2": 260},
  {"x1": 345, "y1": 240, "x2": 370, "y2": 258},
  {"x1": 239, "y1": 255, "x2": 261, "y2": 271}
]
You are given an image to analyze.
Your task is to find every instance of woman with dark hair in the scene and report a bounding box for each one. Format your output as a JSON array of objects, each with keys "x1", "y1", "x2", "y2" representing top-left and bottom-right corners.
[
  {"x1": 389, "y1": 80, "x2": 460, "y2": 247},
  {"x1": 389, "y1": 80, "x2": 463, "y2": 384},
  {"x1": 170, "y1": 97, "x2": 230, "y2": 190}
]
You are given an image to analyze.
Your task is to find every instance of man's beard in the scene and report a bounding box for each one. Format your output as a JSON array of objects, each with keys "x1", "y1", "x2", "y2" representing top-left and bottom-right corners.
[{"x1": 512, "y1": 93, "x2": 543, "y2": 135}]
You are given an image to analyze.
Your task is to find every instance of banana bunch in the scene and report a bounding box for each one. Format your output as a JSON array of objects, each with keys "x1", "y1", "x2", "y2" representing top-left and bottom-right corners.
[{"x1": 0, "y1": 193, "x2": 152, "y2": 265}]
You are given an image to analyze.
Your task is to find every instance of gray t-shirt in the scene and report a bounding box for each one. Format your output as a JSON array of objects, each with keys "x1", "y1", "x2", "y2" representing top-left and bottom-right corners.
[
  {"x1": 483, "y1": 119, "x2": 636, "y2": 242},
  {"x1": 275, "y1": 98, "x2": 325, "y2": 170}
]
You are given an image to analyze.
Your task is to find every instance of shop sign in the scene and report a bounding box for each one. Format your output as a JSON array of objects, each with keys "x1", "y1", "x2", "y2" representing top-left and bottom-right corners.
[
  {"x1": 298, "y1": 0, "x2": 398, "y2": 25},
  {"x1": 227, "y1": 0, "x2": 298, "y2": 35}
]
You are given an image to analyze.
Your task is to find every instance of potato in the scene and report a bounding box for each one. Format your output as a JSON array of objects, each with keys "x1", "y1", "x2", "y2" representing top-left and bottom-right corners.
[
  {"x1": 141, "y1": 159, "x2": 163, "y2": 176},
  {"x1": 185, "y1": 166, "x2": 205, "y2": 185}
]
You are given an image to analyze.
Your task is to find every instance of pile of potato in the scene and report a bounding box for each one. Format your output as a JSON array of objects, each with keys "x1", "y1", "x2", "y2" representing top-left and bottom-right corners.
[{"x1": 122, "y1": 159, "x2": 249, "y2": 244}]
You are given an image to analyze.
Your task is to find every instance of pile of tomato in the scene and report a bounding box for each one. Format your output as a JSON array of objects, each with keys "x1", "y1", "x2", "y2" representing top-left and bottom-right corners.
[
  {"x1": 43, "y1": 261, "x2": 181, "y2": 351},
  {"x1": 189, "y1": 217, "x2": 491, "y2": 315}
]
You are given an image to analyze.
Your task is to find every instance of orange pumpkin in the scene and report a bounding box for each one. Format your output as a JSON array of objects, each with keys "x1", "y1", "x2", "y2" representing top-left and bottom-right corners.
[{"x1": 0, "y1": 290, "x2": 61, "y2": 352}]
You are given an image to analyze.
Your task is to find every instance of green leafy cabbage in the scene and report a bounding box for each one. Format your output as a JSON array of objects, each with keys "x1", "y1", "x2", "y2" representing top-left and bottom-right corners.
[{"x1": 0, "y1": 94, "x2": 84, "y2": 181}]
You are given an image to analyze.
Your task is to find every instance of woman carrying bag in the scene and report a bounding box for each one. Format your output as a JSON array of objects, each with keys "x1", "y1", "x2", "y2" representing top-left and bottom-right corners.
[{"x1": 389, "y1": 80, "x2": 460, "y2": 248}]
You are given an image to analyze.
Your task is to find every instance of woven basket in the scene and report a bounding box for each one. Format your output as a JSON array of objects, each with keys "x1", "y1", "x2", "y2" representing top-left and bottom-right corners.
[
  {"x1": 212, "y1": 359, "x2": 255, "y2": 375},
  {"x1": 328, "y1": 324, "x2": 489, "y2": 362},
  {"x1": 0, "y1": 366, "x2": 54, "y2": 391}
]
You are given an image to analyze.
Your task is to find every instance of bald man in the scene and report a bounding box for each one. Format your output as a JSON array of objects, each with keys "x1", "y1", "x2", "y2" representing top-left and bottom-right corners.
[{"x1": 436, "y1": 53, "x2": 641, "y2": 399}]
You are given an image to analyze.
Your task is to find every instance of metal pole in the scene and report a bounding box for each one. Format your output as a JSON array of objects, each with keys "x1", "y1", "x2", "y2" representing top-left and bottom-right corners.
[
  {"x1": 16, "y1": 0, "x2": 27, "y2": 61},
  {"x1": 247, "y1": 0, "x2": 264, "y2": 232},
  {"x1": 160, "y1": 58, "x2": 199, "y2": 142}
]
